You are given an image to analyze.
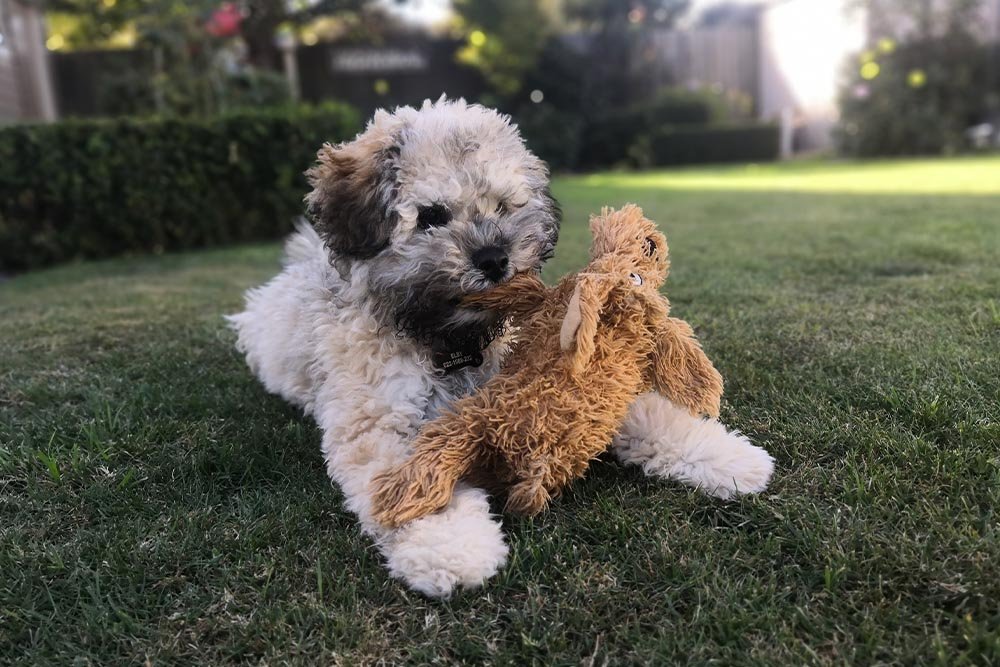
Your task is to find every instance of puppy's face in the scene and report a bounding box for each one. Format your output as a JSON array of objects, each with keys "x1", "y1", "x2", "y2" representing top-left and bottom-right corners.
[{"x1": 306, "y1": 99, "x2": 561, "y2": 347}]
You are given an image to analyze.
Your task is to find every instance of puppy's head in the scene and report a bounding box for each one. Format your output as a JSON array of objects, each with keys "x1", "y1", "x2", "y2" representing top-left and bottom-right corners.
[{"x1": 305, "y1": 97, "x2": 561, "y2": 348}]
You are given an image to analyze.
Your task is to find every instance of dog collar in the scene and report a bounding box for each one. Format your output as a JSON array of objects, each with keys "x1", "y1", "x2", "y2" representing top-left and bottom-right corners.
[
  {"x1": 428, "y1": 321, "x2": 503, "y2": 374},
  {"x1": 432, "y1": 340, "x2": 485, "y2": 374}
]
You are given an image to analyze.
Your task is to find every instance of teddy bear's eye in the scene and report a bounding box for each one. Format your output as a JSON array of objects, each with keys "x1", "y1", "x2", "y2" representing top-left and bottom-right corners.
[
  {"x1": 644, "y1": 237, "x2": 657, "y2": 256},
  {"x1": 417, "y1": 204, "x2": 451, "y2": 230}
]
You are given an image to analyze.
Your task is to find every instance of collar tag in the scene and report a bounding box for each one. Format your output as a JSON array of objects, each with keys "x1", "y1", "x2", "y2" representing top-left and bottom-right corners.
[{"x1": 432, "y1": 347, "x2": 484, "y2": 374}]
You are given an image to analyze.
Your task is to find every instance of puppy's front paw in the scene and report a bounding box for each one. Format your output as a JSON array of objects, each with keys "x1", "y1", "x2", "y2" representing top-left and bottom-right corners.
[{"x1": 382, "y1": 486, "x2": 507, "y2": 598}]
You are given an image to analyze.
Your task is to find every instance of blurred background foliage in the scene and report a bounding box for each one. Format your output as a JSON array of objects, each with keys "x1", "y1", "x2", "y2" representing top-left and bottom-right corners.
[
  {"x1": 837, "y1": 0, "x2": 1000, "y2": 155},
  {"x1": 2, "y1": 0, "x2": 998, "y2": 269},
  {"x1": 28, "y1": 0, "x2": 1000, "y2": 161}
]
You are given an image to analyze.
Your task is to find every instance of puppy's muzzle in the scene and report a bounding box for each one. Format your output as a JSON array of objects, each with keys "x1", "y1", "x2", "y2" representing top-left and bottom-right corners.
[{"x1": 472, "y1": 246, "x2": 509, "y2": 283}]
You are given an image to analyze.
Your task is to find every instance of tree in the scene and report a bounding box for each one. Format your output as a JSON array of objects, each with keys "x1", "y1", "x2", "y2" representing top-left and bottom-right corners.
[
  {"x1": 451, "y1": 0, "x2": 561, "y2": 97},
  {"x1": 837, "y1": 0, "x2": 997, "y2": 156},
  {"x1": 34, "y1": 0, "x2": 385, "y2": 68},
  {"x1": 563, "y1": 0, "x2": 689, "y2": 28},
  {"x1": 563, "y1": 0, "x2": 691, "y2": 112},
  {"x1": 239, "y1": 0, "x2": 379, "y2": 70},
  {"x1": 849, "y1": 0, "x2": 986, "y2": 41}
]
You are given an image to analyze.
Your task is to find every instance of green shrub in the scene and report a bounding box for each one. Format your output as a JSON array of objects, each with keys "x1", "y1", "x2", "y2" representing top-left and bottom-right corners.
[
  {"x1": 632, "y1": 124, "x2": 780, "y2": 167},
  {"x1": 836, "y1": 38, "x2": 996, "y2": 157},
  {"x1": 578, "y1": 88, "x2": 727, "y2": 168},
  {"x1": 514, "y1": 102, "x2": 584, "y2": 172},
  {"x1": 0, "y1": 103, "x2": 361, "y2": 272}
]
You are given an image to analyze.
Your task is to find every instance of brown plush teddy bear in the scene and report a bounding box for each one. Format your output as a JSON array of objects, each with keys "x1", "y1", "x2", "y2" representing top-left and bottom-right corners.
[{"x1": 371, "y1": 205, "x2": 724, "y2": 527}]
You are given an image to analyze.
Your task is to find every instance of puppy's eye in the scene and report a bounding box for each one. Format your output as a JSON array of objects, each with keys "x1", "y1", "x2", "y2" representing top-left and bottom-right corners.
[
  {"x1": 644, "y1": 237, "x2": 657, "y2": 256},
  {"x1": 417, "y1": 204, "x2": 451, "y2": 230},
  {"x1": 495, "y1": 201, "x2": 509, "y2": 216}
]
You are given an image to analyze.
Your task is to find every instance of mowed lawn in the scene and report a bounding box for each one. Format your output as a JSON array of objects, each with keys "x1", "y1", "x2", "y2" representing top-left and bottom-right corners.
[{"x1": 2, "y1": 157, "x2": 999, "y2": 665}]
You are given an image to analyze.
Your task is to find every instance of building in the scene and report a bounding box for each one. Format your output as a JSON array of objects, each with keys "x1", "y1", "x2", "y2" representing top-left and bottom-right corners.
[
  {"x1": 0, "y1": 0, "x2": 56, "y2": 124},
  {"x1": 758, "y1": 0, "x2": 1000, "y2": 152},
  {"x1": 664, "y1": 0, "x2": 1000, "y2": 153},
  {"x1": 757, "y1": 0, "x2": 868, "y2": 153}
]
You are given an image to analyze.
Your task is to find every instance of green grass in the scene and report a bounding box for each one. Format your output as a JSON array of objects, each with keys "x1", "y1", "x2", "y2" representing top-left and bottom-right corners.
[{"x1": 2, "y1": 157, "x2": 1000, "y2": 665}]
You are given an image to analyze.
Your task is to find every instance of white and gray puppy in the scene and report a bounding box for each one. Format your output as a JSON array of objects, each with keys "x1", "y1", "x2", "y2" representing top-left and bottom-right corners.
[{"x1": 229, "y1": 98, "x2": 774, "y2": 597}]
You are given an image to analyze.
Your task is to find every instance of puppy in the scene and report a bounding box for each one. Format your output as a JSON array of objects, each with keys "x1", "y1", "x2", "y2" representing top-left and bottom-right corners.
[{"x1": 229, "y1": 98, "x2": 775, "y2": 598}]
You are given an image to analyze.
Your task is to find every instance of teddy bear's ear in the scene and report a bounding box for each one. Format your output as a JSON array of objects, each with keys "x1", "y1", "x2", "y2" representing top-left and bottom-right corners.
[
  {"x1": 559, "y1": 275, "x2": 614, "y2": 372},
  {"x1": 559, "y1": 282, "x2": 584, "y2": 351}
]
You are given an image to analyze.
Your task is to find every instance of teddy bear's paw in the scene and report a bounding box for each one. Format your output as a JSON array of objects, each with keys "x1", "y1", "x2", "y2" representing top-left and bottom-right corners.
[
  {"x1": 381, "y1": 485, "x2": 508, "y2": 598},
  {"x1": 505, "y1": 480, "x2": 551, "y2": 516},
  {"x1": 370, "y1": 468, "x2": 455, "y2": 528}
]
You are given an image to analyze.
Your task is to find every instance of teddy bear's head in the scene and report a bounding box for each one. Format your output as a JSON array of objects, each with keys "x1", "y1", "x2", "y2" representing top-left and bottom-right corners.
[
  {"x1": 558, "y1": 205, "x2": 673, "y2": 371},
  {"x1": 588, "y1": 205, "x2": 669, "y2": 291}
]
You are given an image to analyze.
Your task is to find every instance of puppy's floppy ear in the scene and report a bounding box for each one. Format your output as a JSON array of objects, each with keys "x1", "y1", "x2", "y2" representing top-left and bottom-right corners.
[
  {"x1": 537, "y1": 183, "x2": 562, "y2": 263},
  {"x1": 522, "y1": 155, "x2": 561, "y2": 264},
  {"x1": 305, "y1": 115, "x2": 404, "y2": 266},
  {"x1": 559, "y1": 274, "x2": 615, "y2": 373}
]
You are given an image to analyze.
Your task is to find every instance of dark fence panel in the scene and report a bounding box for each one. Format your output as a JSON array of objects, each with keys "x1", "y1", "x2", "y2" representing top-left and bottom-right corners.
[
  {"x1": 296, "y1": 37, "x2": 487, "y2": 117},
  {"x1": 51, "y1": 36, "x2": 486, "y2": 120},
  {"x1": 51, "y1": 49, "x2": 155, "y2": 118}
]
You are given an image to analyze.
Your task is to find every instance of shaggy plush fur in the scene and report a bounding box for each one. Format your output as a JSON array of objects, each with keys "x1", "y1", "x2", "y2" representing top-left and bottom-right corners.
[
  {"x1": 229, "y1": 98, "x2": 775, "y2": 598},
  {"x1": 370, "y1": 206, "x2": 725, "y2": 526}
]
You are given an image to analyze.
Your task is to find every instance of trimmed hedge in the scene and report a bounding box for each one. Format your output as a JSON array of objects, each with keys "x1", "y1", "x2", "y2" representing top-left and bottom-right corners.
[
  {"x1": 576, "y1": 88, "x2": 725, "y2": 169},
  {"x1": 514, "y1": 102, "x2": 584, "y2": 172},
  {"x1": 510, "y1": 88, "x2": 772, "y2": 172},
  {"x1": 633, "y1": 124, "x2": 780, "y2": 167},
  {"x1": 0, "y1": 103, "x2": 361, "y2": 272}
]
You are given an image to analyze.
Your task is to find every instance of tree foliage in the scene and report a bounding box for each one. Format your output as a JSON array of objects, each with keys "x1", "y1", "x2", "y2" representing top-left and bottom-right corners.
[
  {"x1": 849, "y1": 0, "x2": 987, "y2": 40},
  {"x1": 34, "y1": 0, "x2": 379, "y2": 66},
  {"x1": 838, "y1": 0, "x2": 998, "y2": 156},
  {"x1": 451, "y1": 0, "x2": 561, "y2": 97},
  {"x1": 564, "y1": 0, "x2": 691, "y2": 114}
]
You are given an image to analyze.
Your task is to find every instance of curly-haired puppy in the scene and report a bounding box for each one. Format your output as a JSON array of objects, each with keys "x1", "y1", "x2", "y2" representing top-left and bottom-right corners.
[{"x1": 228, "y1": 98, "x2": 775, "y2": 598}]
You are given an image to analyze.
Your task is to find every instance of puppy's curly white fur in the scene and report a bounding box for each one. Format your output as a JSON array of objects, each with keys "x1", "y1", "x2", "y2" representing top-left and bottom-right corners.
[{"x1": 228, "y1": 98, "x2": 774, "y2": 597}]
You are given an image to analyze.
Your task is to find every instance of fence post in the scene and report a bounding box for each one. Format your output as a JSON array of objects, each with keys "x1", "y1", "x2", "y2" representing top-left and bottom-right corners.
[
  {"x1": 152, "y1": 45, "x2": 165, "y2": 114},
  {"x1": 779, "y1": 107, "x2": 794, "y2": 159},
  {"x1": 276, "y1": 31, "x2": 300, "y2": 102}
]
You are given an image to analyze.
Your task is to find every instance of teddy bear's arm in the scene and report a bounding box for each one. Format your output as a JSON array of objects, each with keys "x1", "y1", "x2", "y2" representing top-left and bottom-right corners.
[
  {"x1": 649, "y1": 317, "x2": 724, "y2": 418},
  {"x1": 370, "y1": 415, "x2": 484, "y2": 528},
  {"x1": 461, "y1": 271, "x2": 551, "y2": 317}
]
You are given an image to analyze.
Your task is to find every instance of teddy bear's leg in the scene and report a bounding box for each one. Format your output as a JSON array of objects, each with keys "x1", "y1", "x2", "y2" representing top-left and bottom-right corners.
[
  {"x1": 612, "y1": 392, "x2": 774, "y2": 499},
  {"x1": 320, "y1": 415, "x2": 505, "y2": 599},
  {"x1": 505, "y1": 474, "x2": 551, "y2": 516},
  {"x1": 371, "y1": 427, "x2": 484, "y2": 528}
]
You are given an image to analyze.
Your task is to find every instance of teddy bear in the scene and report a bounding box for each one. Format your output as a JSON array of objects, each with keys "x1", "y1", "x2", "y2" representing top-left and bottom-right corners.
[{"x1": 370, "y1": 204, "x2": 724, "y2": 527}]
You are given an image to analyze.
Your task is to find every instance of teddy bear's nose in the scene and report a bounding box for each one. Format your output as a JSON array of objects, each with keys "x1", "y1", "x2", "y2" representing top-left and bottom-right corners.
[{"x1": 472, "y1": 246, "x2": 509, "y2": 283}]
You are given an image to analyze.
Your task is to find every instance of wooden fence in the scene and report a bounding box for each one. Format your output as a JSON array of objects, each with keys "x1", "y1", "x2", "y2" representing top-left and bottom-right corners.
[{"x1": 639, "y1": 26, "x2": 759, "y2": 109}]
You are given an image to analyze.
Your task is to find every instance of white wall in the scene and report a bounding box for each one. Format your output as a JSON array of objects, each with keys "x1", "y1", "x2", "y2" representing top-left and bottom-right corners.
[
  {"x1": 645, "y1": 25, "x2": 758, "y2": 99},
  {"x1": 0, "y1": 0, "x2": 56, "y2": 123},
  {"x1": 758, "y1": 0, "x2": 867, "y2": 151}
]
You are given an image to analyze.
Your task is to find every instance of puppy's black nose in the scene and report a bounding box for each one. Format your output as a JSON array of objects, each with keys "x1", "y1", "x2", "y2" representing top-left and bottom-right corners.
[{"x1": 472, "y1": 246, "x2": 509, "y2": 283}]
